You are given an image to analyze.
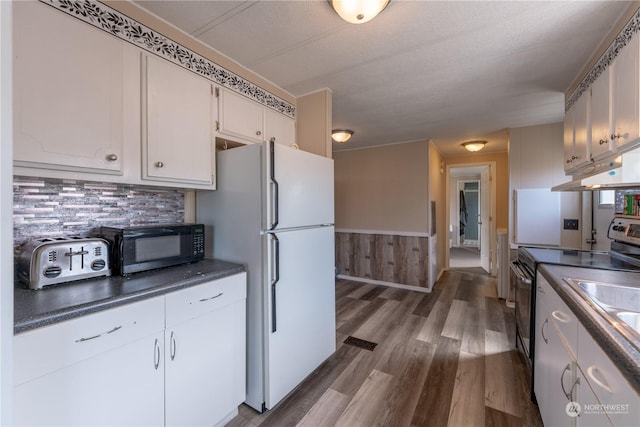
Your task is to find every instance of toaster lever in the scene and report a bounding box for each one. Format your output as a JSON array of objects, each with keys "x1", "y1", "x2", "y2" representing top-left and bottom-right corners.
[{"x1": 65, "y1": 248, "x2": 89, "y2": 270}]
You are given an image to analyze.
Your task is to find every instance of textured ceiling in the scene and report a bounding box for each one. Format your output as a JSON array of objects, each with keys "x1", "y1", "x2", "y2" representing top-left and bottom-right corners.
[{"x1": 132, "y1": 0, "x2": 631, "y2": 156}]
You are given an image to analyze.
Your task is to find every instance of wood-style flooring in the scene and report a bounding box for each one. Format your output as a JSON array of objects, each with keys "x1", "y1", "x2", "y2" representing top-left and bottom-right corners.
[{"x1": 227, "y1": 267, "x2": 543, "y2": 427}]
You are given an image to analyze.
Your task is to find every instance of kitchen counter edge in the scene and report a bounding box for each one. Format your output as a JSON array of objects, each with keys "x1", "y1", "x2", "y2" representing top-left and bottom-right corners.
[
  {"x1": 537, "y1": 264, "x2": 640, "y2": 394},
  {"x1": 14, "y1": 259, "x2": 246, "y2": 334}
]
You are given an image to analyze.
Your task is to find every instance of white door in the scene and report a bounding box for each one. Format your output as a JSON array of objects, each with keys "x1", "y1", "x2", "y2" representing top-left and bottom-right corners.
[
  {"x1": 264, "y1": 141, "x2": 334, "y2": 230},
  {"x1": 480, "y1": 166, "x2": 491, "y2": 273},
  {"x1": 263, "y1": 226, "x2": 336, "y2": 409}
]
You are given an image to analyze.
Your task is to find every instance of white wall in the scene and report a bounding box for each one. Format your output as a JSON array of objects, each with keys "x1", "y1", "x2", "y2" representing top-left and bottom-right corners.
[
  {"x1": 1, "y1": 1, "x2": 13, "y2": 422},
  {"x1": 509, "y1": 123, "x2": 582, "y2": 248}
]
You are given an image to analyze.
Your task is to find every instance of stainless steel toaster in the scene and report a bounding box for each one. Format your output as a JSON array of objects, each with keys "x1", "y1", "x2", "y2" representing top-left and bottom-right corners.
[{"x1": 17, "y1": 237, "x2": 111, "y2": 290}]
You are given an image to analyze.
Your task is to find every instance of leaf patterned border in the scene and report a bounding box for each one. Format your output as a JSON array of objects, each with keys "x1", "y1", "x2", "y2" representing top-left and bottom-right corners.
[
  {"x1": 566, "y1": 7, "x2": 640, "y2": 112},
  {"x1": 41, "y1": 0, "x2": 296, "y2": 118}
]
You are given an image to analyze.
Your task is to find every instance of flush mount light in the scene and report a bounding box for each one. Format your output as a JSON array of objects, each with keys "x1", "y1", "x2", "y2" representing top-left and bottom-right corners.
[
  {"x1": 329, "y1": 0, "x2": 391, "y2": 24},
  {"x1": 462, "y1": 140, "x2": 487, "y2": 152},
  {"x1": 332, "y1": 129, "x2": 354, "y2": 143}
]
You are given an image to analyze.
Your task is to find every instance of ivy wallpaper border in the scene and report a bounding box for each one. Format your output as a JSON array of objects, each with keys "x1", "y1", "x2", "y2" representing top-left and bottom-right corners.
[
  {"x1": 41, "y1": 0, "x2": 295, "y2": 118},
  {"x1": 566, "y1": 6, "x2": 640, "y2": 112}
]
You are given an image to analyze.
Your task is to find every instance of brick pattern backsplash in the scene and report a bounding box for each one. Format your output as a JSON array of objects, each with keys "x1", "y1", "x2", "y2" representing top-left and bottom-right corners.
[{"x1": 13, "y1": 176, "x2": 185, "y2": 249}]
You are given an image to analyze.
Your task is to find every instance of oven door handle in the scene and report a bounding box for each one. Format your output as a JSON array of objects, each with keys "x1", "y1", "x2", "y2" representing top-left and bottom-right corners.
[{"x1": 510, "y1": 261, "x2": 532, "y2": 284}]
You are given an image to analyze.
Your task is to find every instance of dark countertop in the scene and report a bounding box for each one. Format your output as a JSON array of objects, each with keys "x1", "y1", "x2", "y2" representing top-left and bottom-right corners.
[
  {"x1": 15, "y1": 259, "x2": 245, "y2": 334},
  {"x1": 537, "y1": 264, "x2": 640, "y2": 394}
]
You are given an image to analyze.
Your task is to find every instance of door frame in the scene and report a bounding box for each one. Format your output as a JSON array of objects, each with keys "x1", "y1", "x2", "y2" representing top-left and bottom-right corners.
[{"x1": 445, "y1": 161, "x2": 497, "y2": 275}]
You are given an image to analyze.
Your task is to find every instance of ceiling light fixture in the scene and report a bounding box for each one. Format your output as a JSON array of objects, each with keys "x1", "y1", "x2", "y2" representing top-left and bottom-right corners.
[
  {"x1": 331, "y1": 129, "x2": 354, "y2": 143},
  {"x1": 329, "y1": 0, "x2": 390, "y2": 24},
  {"x1": 462, "y1": 140, "x2": 487, "y2": 152}
]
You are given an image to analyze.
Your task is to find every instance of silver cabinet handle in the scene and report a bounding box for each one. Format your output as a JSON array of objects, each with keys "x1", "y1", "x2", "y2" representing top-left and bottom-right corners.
[
  {"x1": 256, "y1": 130, "x2": 262, "y2": 136},
  {"x1": 170, "y1": 331, "x2": 177, "y2": 361},
  {"x1": 199, "y1": 292, "x2": 223, "y2": 302},
  {"x1": 106, "y1": 154, "x2": 118, "y2": 161},
  {"x1": 599, "y1": 139, "x2": 608, "y2": 145},
  {"x1": 541, "y1": 318, "x2": 549, "y2": 344},
  {"x1": 611, "y1": 133, "x2": 621, "y2": 140},
  {"x1": 560, "y1": 363, "x2": 580, "y2": 401},
  {"x1": 155, "y1": 161, "x2": 164, "y2": 168},
  {"x1": 75, "y1": 325, "x2": 122, "y2": 343},
  {"x1": 154, "y1": 338, "x2": 160, "y2": 370}
]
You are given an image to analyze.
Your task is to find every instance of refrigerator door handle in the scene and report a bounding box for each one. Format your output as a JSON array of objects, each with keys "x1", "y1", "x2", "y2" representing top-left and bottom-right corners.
[
  {"x1": 269, "y1": 138, "x2": 279, "y2": 230},
  {"x1": 271, "y1": 233, "x2": 280, "y2": 333}
]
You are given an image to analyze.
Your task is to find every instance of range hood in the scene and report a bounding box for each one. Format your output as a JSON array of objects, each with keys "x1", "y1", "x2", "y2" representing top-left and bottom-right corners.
[{"x1": 552, "y1": 148, "x2": 640, "y2": 191}]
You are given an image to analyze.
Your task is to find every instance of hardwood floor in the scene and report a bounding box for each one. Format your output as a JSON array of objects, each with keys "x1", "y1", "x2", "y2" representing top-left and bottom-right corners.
[{"x1": 227, "y1": 268, "x2": 543, "y2": 427}]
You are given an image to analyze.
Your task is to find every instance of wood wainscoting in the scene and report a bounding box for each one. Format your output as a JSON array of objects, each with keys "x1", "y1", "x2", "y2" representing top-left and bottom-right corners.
[{"x1": 335, "y1": 231, "x2": 430, "y2": 290}]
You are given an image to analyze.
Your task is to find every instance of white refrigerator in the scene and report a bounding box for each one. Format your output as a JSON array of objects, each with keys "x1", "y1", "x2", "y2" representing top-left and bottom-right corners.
[{"x1": 196, "y1": 139, "x2": 336, "y2": 412}]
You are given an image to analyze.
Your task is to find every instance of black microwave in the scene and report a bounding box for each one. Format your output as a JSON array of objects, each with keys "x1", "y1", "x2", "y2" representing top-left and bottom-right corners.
[{"x1": 100, "y1": 223, "x2": 205, "y2": 275}]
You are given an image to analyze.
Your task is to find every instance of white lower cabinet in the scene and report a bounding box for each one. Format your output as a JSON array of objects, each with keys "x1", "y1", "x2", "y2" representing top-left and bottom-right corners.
[
  {"x1": 14, "y1": 333, "x2": 165, "y2": 426},
  {"x1": 534, "y1": 273, "x2": 580, "y2": 427},
  {"x1": 13, "y1": 272, "x2": 247, "y2": 426},
  {"x1": 577, "y1": 324, "x2": 639, "y2": 427},
  {"x1": 164, "y1": 274, "x2": 247, "y2": 427},
  {"x1": 534, "y1": 272, "x2": 640, "y2": 427}
]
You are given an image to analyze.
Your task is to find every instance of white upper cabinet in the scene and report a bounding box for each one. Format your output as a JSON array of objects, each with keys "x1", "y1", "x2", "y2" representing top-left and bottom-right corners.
[
  {"x1": 610, "y1": 33, "x2": 640, "y2": 153},
  {"x1": 264, "y1": 108, "x2": 296, "y2": 146},
  {"x1": 564, "y1": 94, "x2": 590, "y2": 172},
  {"x1": 573, "y1": 92, "x2": 590, "y2": 169},
  {"x1": 217, "y1": 87, "x2": 296, "y2": 146},
  {"x1": 590, "y1": 66, "x2": 612, "y2": 161},
  {"x1": 218, "y1": 88, "x2": 265, "y2": 144},
  {"x1": 564, "y1": 104, "x2": 576, "y2": 172},
  {"x1": 143, "y1": 54, "x2": 215, "y2": 187},
  {"x1": 13, "y1": 1, "x2": 133, "y2": 175}
]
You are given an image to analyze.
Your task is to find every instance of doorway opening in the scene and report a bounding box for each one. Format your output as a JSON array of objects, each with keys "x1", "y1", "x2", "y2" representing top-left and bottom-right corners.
[{"x1": 446, "y1": 163, "x2": 496, "y2": 274}]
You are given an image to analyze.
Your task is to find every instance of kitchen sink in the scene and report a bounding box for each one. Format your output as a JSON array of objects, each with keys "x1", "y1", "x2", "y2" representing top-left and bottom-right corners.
[
  {"x1": 617, "y1": 312, "x2": 640, "y2": 335},
  {"x1": 564, "y1": 278, "x2": 640, "y2": 351},
  {"x1": 575, "y1": 281, "x2": 640, "y2": 313}
]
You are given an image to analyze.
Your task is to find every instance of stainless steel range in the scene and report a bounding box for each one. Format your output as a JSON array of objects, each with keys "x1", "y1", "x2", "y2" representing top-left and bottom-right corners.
[{"x1": 511, "y1": 216, "x2": 640, "y2": 399}]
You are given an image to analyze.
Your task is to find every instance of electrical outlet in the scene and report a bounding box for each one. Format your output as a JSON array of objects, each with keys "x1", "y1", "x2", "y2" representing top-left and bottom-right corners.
[{"x1": 564, "y1": 219, "x2": 579, "y2": 230}]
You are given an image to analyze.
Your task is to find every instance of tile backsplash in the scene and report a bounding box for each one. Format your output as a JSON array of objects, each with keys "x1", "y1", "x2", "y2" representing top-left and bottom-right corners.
[{"x1": 13, "y1": 176, "x2": 185, "y2": 249}]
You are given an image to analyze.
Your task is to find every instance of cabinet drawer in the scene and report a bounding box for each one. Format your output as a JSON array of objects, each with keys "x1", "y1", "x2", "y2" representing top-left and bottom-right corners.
[
  {"x1": 548, "y1": 294, "x2": 578, "y2": 359},
  {"x1": 577, "y1": 324, "x2": 639, "y2": 426},
  {"x1": 165, "y1": 273, "x2": 247, "y2": 327},
  {"x1": 14, "y1": 296, "x2": 164, "y2": 386}
]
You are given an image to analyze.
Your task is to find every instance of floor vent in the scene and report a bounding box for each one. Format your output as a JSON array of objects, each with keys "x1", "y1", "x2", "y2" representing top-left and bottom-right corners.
[{"x1": 344, "y1": 336, "x2": 378, "y2": 351}]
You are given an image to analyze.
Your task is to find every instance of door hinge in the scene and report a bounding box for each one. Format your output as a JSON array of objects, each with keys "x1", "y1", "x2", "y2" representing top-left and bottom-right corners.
[
  {"x1": 489, "y1": 175, "x2": 493, "y2": 182},
  {"x1": 214, "y1": 87, "x2": 220, "y2": 97},
  {"x1": 215, "y1": 120, "x2": 220, "y2": 131}
]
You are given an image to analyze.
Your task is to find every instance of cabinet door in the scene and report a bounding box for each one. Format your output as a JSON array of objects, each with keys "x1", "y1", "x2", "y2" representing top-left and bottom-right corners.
[
  {"x1": 218, "y1": 88, "x2": 264, "y2": 143},
  {"x1": 535, "y1": 275, "x2": 579, "y2": 427},
  {"x1": 14, "y1": 332, "x2": 164, "y2": 427},
  {"x1": 591, "y1": 67, "x2": 613, "y2": 161},
  {"x1": 13, "y1": 1, "x2": 126, "y2": 174},
  {"x1": 573, "y1": 93, "x2": 590, "y2": 169},
  {"x1": 165, "y1": 275, "x2": 247, "y2": 426},
  {"x1": 577, "y1": 324, "x2": 640, "y2": 426},
  {"x1": 611, "y1": 34, "x2": 640, "y2": 152},
  {"x1": 264, "y1": 108, "x2": 296, "y2": 147},
  {"x1": 534, "y1": 280, "x2": 551, "y2": 415},
  {"x1": 564, "y1": 105, "x2": 577, "y2": 172},
  {"x1": 575, "y1": 371, "x2": 613, "y2": 427},
  {"x1": 144, "y1": 54, "x2": 214, "y2": 186}
]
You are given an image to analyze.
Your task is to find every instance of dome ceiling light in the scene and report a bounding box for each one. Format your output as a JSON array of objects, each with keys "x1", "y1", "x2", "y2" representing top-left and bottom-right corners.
[
  {"x1": 462, "y1": 140, "x2": 487, "y2": 152},
  {"x1": 329, "y1": 0, "x2": 391, "y2": 24},
  {"x1": 331, "y1": 129, "x2": 354, "y2": 143}
]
